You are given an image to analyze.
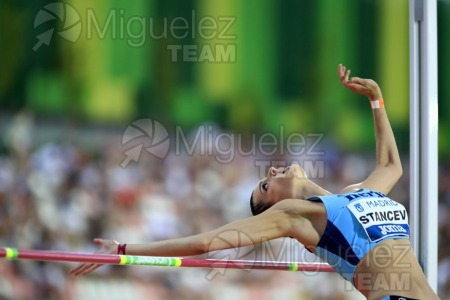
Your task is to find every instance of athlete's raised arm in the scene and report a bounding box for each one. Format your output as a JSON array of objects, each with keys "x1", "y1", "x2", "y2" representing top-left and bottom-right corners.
[{"x1": 337, "y1": 64, "x2": 403, "y2": 195}]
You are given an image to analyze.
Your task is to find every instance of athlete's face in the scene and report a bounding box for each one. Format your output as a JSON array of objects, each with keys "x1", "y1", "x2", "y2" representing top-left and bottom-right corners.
[{"x1": 252, "y1": 163, "x2": 309, "y2": 206}]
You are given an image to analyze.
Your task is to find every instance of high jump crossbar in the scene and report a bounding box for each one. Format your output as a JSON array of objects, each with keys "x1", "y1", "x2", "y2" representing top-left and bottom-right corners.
[{"x1": 0, "y1": 247, "x2": 334, "y2": 272}]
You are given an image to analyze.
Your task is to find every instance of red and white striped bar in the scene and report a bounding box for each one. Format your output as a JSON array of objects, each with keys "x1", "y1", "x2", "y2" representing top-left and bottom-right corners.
[{"x1": 0, "y1": 247, "x2": 334, "y2": 272}]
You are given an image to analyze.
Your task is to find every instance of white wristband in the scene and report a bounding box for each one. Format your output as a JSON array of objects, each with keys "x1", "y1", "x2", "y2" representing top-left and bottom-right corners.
[{"x1": 370, "y1": 99, "x2": 384, "y2": 109}]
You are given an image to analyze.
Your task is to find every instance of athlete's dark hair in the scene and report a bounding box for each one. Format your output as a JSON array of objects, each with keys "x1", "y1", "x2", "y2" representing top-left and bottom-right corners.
[{"x1": 249, "y1": 192, "x2": 273, "y2": 216}]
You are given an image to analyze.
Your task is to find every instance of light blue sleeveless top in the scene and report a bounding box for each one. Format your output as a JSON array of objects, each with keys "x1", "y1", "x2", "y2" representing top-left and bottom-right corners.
[{"x1": 307, "y1": 189, "x2": 410, "y2": 283}]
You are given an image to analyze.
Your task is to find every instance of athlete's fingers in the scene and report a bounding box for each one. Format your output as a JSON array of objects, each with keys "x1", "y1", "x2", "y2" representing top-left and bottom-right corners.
[
  {"x1": 93, "y1": 238, "x2": 106, "y2": 246},
  {"x1": 339, "y1": 68, "x2": 353, "y2": 87},
  {"x1": 93, "y1": 238, "x2": 104, "y2": 245},
  {"x1": 338, "y1": 64, "x2": 346, "y2": 78},
  {"x1": 71, "y1": 263, "x2": 95, "y2": 276},
  {"x1": 80, "y1": 263, "x2": 102, "y2": 276},
  {"x1": 345, "y1": 82, "x2": 370, "y2": 95},
  {"x1": 69, "y1": 263, "x2": 88, "y2": 276},
  {"x1": 341, "y1": 71, "x2": 348, "y2": 84},
  {"x1": 345, "y1": 69, "x2": 351, "y2": 83},
  {"x1": 69, "y1": 262, "x2": 85, "y2": 275},
  {"x1": 348, "y1": 77, "x2": 367, "y2": 85}
]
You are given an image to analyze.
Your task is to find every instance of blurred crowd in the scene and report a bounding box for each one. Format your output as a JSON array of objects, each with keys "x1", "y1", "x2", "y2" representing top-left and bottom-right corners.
[{"x1": 0, "y1": 112, "x2": 449, "y2": 300}]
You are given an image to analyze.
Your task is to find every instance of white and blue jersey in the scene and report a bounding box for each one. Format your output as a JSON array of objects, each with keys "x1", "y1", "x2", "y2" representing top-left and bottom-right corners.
[{"x1": 307, "y1": 189, "x2": 410, "y2": 283}]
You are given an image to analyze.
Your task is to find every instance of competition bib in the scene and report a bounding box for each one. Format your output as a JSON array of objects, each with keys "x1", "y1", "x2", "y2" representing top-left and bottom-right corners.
[{"x1": 347, "y1": 197, "x2": 410, "y2": 242}]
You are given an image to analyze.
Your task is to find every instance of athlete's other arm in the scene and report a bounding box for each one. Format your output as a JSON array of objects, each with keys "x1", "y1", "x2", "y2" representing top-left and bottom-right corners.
[
  {"x1": 70, "y1": 199, "x2": 318, "y2": 276},
  {"x1": 337, "y1": 64, "x2": 403, "y2": 195}
]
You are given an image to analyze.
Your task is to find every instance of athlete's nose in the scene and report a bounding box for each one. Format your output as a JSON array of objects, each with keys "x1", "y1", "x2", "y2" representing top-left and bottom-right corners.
[
  {"x1": 267, "y1": 167, "x2": 277, "y2": 177},
  {"x1": 268, "y1": 167, "x2": 286, "y2": 178}
]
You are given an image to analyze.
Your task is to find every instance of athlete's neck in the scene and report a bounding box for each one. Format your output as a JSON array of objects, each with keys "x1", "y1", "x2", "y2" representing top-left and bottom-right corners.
[{"x1": 296, "y1": 180, "x2": 331, "y2": 199}]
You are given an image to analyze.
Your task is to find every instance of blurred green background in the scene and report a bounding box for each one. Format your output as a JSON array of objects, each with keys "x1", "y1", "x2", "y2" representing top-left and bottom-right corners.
[{"x1": 1, "y1": 0, "x2": 448, "y2": 156}]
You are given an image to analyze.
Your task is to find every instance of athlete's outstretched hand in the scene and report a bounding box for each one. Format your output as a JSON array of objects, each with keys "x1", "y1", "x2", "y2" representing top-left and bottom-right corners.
[
  {"x1": 338, "y1": 64, "x2": 382, "y2": 100},
  {"x1": 70, "y1": 238, "x2": 119, "y2": 276}
]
